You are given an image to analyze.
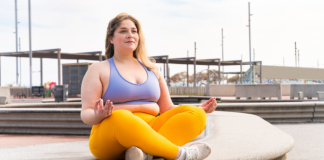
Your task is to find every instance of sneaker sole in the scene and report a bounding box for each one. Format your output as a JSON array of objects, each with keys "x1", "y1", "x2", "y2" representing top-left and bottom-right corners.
[{"x1": 188, "y1": 142, "x2": 212, "y2": 160}]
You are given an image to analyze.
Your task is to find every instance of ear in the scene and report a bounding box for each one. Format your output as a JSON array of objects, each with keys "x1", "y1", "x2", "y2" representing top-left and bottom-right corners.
[{"x1": 109, "y1": 37, "x2": 114, "y2": 44}]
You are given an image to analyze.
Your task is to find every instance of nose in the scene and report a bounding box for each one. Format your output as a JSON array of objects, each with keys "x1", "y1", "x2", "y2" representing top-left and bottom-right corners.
[{"x1": 126, "y1": 31, "x2": 134, "y2": 38}]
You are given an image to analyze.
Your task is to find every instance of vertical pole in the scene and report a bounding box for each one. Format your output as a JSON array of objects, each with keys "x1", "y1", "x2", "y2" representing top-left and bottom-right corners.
[
  {"x1": 218, "y1": 60, "x2": 220, "y2": 84},
  {"x1": 58, "y1": 49, "x2": 61, "y2": 85},
  {"x1": 164, "y1": 63, "x2": 166, "y2": 79},
  {"x1": 99, "y1": 51, "x2": 102, "y2": 62},
  {"x1": 15, "y1": 0, "x2": 19, "y2": 85},
  {"x1": 295, "y1": 42, "x2": 297, "y2": 67},
  {"x1": 207, "y1": 65, "x2": 210, "y2": 96},
  {"x1": 77, "y1": 59, "x2": 79, "y2": 63},
  {"x1": 194, "y1": 42, "x2": 196, "y2": 87},
  {"x1": 240, "y1": 60, "x2": 243, "y2": 84},
  {"x1": 166, "y1": 56, "x2": 169, "y2": 86},
  {"x1": 248, "y1": 2, "x2": 252, "y2": 84},
  {"x1": 253, "y1": 48, "x2": 255, "y2": 84},
  {"x1": 260, "y1": 61, "x2": 262, "y2": 84},
  {"x1": 28, "y1": 0, "x2": 32, "y2": 87},
  {"x1": 222, "y1": 28, "x2": 224, "y2": 84},
  {"x1": 19, "y1": 37, "x2": 21, "y2": 86},
  {"x1": 40, "y1": 58, "x2": 43, "y2": 86},
  {"x1": 207, "y1": 65, "x2": 210, "y2": 84},
  {"x1": 187, "y1": 50, "x2": 189, "y2": 87}
]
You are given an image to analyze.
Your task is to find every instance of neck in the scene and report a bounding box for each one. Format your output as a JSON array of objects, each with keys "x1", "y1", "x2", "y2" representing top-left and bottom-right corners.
[{"x1": 113, "y1": 50, "x2": 136, "y2": 64}]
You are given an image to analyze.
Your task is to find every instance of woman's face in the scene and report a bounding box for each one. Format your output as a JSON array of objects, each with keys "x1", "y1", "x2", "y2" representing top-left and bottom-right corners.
[{"x1": 110, "y1": 19, "x2": 139, "y2": 53}]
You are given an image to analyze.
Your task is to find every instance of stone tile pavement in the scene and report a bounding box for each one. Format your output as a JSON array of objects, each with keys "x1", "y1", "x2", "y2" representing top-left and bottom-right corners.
[{"x1": 0, "y1": 123, "x2": 323, "y2": 160}]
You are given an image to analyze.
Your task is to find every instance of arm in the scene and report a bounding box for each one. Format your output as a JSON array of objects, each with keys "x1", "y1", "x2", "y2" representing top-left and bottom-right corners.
[
  {"x1": 156, "y1": 69, "x2": 178, "y2": 114},
  {"x1": 80, "y1": 62, "x2": 112, "y2": 125},
  {"x1": 155, "y1": 68, "x2": 217, "y2": 114}
]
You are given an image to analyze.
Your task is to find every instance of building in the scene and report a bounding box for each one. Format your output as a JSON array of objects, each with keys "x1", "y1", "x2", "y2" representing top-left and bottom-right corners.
[{"x1": 242, "y1": 65, "x2": 324, "y2": 84}]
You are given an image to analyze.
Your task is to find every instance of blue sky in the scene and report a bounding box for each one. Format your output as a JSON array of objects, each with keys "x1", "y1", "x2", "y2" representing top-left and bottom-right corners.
[{"x1": 1, "y1": 0, "x2": 324, "y2": 87}]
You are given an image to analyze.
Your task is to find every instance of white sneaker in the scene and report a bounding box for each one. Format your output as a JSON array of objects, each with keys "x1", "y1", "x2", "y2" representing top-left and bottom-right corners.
[
  {"x1": 125, "y1": 146, "x2": 153, "y2": 160},
  {"x1": 183, "y1": 142, "x2": 211, "y2": 160}
]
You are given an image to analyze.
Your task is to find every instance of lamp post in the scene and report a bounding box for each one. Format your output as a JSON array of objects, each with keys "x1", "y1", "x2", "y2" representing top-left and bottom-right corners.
[
  {"x1": 15, "y1": 0, "x2": 19, "y2": 85},
  {"x1": 28, "y1": 0, "x2": 32, "y2": 87},
  {"x1": 248, "y1": 2, "x2": 253, "y2": 84}
]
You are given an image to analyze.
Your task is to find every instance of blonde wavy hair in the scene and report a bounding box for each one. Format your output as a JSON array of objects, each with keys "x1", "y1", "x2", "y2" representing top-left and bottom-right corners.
[{"x1": 105, "y1": 13, "x2": 158, "y2": 73}]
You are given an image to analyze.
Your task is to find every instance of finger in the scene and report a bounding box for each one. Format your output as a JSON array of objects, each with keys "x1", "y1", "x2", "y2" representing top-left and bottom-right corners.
[
  {"x1": 105, "y1": 100, "x2": 110, "y2": 115},
  {"x1": 109, "y1": 102, "x2": 113, "y2": 116},
  {"x1": 207, "y1": 103, "x2": 214, "y2": 113},
  {"x1": 108, "y1": 102, "x2": 113, "y2": 116},
  {"x1": 207, "y1": 100, "x2": 215, "y2": 112},
  {"x1": 100, "y1": 99, "x2": 104, "y2": 114},
  {"x1": 211, "y1": 100, "x2": 217, "y2": 111},
  {"x1": 206, "y1": 98, "x2": 213, "y2": 103},
  {"x1": 94, "y1": 99, "x2": 100, "y2": 110}
]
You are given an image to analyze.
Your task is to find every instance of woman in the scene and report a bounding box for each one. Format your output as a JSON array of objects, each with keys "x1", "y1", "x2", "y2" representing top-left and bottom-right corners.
[{"x1": 81, "y1": 13, "x2": 217, "y2": 160}]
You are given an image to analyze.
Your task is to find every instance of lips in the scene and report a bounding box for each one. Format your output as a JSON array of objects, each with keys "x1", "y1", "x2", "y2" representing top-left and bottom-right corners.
[{"x1": 126, "y1": 41, "x2": 134, "y2": 43}]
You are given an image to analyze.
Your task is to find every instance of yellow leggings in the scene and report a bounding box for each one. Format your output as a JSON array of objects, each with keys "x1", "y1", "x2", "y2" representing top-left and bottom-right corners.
[{"x1": 89, "y1": 105, "x2": 206, "y2": 160}]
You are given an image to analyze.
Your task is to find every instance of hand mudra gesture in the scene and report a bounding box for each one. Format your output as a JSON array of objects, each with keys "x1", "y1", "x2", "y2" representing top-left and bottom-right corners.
[
  {"x1": 94, "y1": 99, "x2": 114, "y2": 119},
  {"x1": 199, "y1": 97, "x2": 217, "y2": 113}
]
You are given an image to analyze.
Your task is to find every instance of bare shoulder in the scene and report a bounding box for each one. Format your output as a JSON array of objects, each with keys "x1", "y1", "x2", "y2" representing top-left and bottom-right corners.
[{"x1": 89, "y1": 60, "x2": 110, "y2": 72}]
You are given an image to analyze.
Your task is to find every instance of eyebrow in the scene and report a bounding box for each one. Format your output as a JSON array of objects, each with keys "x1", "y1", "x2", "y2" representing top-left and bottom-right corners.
[{"x1": 119, "y1": 27, "x2": 137, "y2": 30}]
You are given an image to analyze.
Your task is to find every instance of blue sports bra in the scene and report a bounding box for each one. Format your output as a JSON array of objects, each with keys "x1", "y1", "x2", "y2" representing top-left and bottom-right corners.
[{"x1": 102, "y1": 57, "x2": 160, "y2": 105}]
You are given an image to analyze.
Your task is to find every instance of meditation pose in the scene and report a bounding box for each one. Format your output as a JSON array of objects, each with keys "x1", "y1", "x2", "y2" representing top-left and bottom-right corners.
[{"x1": 80, "y1": 13, "x2": 217, "y2": 160}]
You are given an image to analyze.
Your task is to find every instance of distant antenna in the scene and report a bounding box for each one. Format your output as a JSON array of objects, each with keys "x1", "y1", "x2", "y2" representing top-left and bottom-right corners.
[{"x1": 295, "y1": 42, "x2": 297, "y2": 67}]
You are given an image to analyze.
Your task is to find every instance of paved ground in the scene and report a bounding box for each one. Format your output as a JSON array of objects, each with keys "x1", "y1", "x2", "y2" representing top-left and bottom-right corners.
[
  {"x1": 2, "y1": 98, "x2": 323, "y2": 159},
  {"x1": 274, "y1": 123, "x2": 324, "y2": 160},
  {"x1": 0, "y1": 124, "x2": 322, "y2": 160}
]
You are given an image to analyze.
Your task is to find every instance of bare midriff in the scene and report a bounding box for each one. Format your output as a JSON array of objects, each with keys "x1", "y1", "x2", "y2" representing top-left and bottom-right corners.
[{"x1": 112, "y1": 103, "x2": 160, "y2": 116}]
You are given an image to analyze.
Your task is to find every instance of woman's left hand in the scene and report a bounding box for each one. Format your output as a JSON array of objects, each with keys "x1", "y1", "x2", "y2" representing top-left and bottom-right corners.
[{"x1": 199, "y1": 97, "x2": 217, "y2": 113}]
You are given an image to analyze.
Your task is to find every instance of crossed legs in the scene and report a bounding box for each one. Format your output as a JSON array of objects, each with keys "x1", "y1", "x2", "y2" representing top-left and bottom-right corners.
[{"x1": 89, "y1": 105, "x2": 206, "y2": 160}]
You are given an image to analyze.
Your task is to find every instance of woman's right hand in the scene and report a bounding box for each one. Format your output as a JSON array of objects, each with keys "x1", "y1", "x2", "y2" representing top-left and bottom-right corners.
[{"x1": 94, "y1": 99, "x2": 114, "y2": 120}]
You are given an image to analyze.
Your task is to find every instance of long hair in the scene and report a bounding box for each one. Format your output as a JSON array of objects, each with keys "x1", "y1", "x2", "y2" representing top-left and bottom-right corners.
[{"x1": 105, "y1": 13, "x2": 158, "y2": 72}]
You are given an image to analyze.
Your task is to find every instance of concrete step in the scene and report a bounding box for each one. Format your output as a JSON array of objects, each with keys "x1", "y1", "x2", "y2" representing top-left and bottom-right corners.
[{"x1": 0, "y1": 108, "x2": 91, "y2": 135}]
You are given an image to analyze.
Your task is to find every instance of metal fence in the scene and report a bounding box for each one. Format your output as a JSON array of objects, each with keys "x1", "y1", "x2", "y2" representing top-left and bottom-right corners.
[
  {"x1": 168, "y1": 87, "x2": 206, "y2": 96},
  {"x1": 9, "y1": 87, "x2": 206, "y2": 97},
  {"x1": 10, "y1": 88, "x2": 32, "y2": 97}
]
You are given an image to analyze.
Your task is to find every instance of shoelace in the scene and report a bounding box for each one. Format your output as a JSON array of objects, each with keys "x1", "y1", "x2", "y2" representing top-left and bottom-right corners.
[
  {"x1": 143, "y1": 152, "x2": 153, "y2": 160},
  {"x1": 185, "y1": 147, "x2": 199, "y2": 160}
]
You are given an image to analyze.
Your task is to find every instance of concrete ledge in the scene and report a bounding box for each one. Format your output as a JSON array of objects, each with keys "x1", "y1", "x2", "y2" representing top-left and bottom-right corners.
[
  {"x1": 0, "y1": 87, "x2": 11, "y2": 104},
  {"x1": 3, "y1": 102, "x2": 324, "y2": 124},
  {"x1": 235, "y1": 84, "x2": 282, "y2": 100},
  {"x1": 290, "y1": 84, "x2": 324, "y2": 99},
  {"x1": 187, "y1": 111, "x2": 294, "y2": 160},
  {"x1": 186, "y1": 102, "x2": 324, "y2": 123}
]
